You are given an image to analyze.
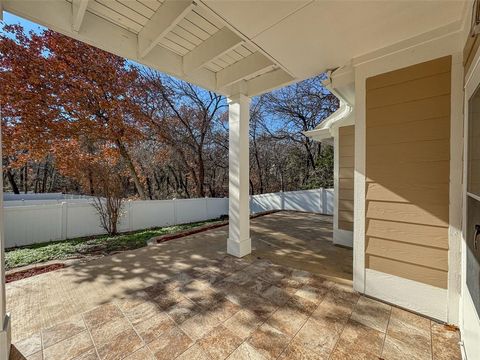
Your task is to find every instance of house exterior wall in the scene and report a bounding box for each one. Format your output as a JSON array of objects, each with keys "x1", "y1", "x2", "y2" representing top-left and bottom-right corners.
[
  {"x1": 365, "y1": 56, "x2": 451, "y2": 289},
  {"x1": 338, "y1": 125, "x2": 355, "y2": 232}
]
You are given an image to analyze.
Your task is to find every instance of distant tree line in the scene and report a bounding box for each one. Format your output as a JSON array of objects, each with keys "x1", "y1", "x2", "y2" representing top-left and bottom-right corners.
[{"x1": 0, "y1": 25, "x2": 338, "y2": 199}]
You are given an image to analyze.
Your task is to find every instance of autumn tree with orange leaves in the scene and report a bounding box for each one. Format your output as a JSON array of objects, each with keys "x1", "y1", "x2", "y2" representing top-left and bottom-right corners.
[{"x1": 0, "y1": 25, "x2": 147, "y2": 198}]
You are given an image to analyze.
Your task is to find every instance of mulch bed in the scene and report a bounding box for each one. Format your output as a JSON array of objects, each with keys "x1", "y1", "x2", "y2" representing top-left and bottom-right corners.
[{"x1": 6, "y1": 263, "x2": 66, "y2": 283}]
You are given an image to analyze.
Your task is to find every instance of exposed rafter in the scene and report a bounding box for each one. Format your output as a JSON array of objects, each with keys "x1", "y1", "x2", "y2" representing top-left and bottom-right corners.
[
  {"x1": 72, "y1": 0, "x2": 89, "y2": 33},
  {"x1": 183, "y1": 27, "x2": 243, "y2": 75},
  {"x1": 247, "y1": 69, "x2": 295, "y2": 97},
  {"x1": 2, "y1": 0, "x2": 217, "y2": 92},
  {"x1": 138, "y1": 0, "x2": 194, "y2": 59},
  {"x1": 216, "y1": 52, "x2": 274, "y2": 89}
]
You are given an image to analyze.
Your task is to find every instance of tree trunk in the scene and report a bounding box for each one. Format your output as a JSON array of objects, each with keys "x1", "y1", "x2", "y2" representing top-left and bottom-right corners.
[
  {"x1": 6, "y1": 168, "x2": 20, "y2": 194},
  {"x1": 115, "y1": 139, "x2": 146, "y2": 199}
]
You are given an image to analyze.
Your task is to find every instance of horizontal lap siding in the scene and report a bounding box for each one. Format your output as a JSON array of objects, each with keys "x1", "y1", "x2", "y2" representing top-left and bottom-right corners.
[
  {"x1": 339, "y1": 125, "x2": 355, "y2": 231},
  {"x1": 365, "y1": 56, "x2": 451, "y2": 289}
]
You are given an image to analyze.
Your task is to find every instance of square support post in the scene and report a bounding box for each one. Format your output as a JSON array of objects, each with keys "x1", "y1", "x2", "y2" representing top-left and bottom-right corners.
[
  {"x1": 0, "y1": 111, "x2": 11, "y2": 360},
  {"x1": 227, "y1": 94, "x2": 251, "y2": 257}
]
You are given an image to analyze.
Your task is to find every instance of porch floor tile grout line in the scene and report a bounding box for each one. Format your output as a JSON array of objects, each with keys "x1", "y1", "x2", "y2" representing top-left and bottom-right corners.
[
  {"x1": 327, "y1": 292, "x2": 361, "y2": 360},
  {"x1": 274, "y1": 293, "x2": 324, "y2": 359},
  {"x1": 112, "y1": 302, "x2": 148, "y2": 360},
  {"x1": 80, "y1": 312, "x2": 102, "y2": 360},
  {"x1": 379, "y1": 304, "x2": 393, "y2": 359}
]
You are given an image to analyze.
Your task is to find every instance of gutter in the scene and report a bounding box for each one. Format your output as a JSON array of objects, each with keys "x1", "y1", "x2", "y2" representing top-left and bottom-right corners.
[{"x1": 303, "y1": 70, "x2": 353, "y2": 142}]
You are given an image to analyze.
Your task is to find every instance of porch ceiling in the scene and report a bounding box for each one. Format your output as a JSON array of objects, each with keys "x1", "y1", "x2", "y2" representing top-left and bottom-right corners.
[{"x1": 2, "y1": 0, "x2": 468, "y2": 96}]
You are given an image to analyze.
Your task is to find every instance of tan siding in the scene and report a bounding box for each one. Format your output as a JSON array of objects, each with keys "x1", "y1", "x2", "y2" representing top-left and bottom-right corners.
[
  {"x1": 366, "y1": 255, "x2": 448, "y2": 289},
  {"x1": 338, "y1": 125, "x2": 355, "y2": 231},
  {"x1": 365, "y1": 56, "x2": 451, "y2": 289}
]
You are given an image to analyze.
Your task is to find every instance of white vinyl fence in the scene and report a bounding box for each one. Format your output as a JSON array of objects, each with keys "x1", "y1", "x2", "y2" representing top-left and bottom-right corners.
[{"x1": 4, "y1": 188, "x2": 333, "y2": 248}]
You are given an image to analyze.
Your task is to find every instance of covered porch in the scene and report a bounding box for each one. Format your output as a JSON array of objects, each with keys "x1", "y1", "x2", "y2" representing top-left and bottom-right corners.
[{"x1": 0, "y1": 0, "x2": 478, "y2": 359}]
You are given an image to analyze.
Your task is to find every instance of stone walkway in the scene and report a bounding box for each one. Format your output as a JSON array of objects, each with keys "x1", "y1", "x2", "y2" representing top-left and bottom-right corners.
[{"x1": 6, "y1": 212, "x2": 461, "y2": 359}]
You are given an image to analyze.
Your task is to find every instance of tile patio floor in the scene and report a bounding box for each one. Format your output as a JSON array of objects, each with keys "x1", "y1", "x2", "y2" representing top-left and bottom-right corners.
[{"x1": 7, "y1": 212, "x2": 461, "y2": 360}]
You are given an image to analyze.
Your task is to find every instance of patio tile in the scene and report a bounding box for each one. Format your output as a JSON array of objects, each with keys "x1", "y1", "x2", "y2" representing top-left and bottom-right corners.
[
  {"x1": 83, "y1": 304, "x2": 123, "y2": 329},
  {"x1": 96, "y1": 328, "x2": 143, "y2": 360},
  {"x1": 124, "y1": 302, "x2": 163, "y2": 326},
  {"x1": 14, "y1": 333, "x2": 42, "y2": 357},
  {"x1": 90, "y1": 316, "x2": 132, "y2": 347},
  {"x1": 73, "y1": 348, "x2": 99, "y2": 360},
  {"x1": 266, "y1": 305, "x2": 309, "y2": 337},
  {"x1": 226, "y1": 342, "x2": 267, "y2": 360},
  {"x1": 247, "y1": 323, "x2": 290, "y2": 360},
  {"x1": 115, "y1": 291, "x2": 151, "y2": 312},
  {"x1": 132, "y1": 312, "x2": 176, "y2": 344},
  {"x1": 293, "y1": 317, "x2": 341, "y2": 355},
  {"x1": 382, "y1": 334, "x2": 432, "y2": 360},
  {"x1": 147, "y1": 326, "x2": 194, "y2": 360},
  {"x1": 224, "y1": 309, "x2": 264, "y2": 340},
  {"x1": 42, "y1": 314, "x2": 86, "y2": 349},
  {"x1": 295, "y1": 284, "x2": 327, "y2": 303},
  {"x1": 43, "y1": 331, "x2": 94, "y2": 360},
  {"x1": 329, "y1": 282, "x2": 360, "y2": 303},
  {"x1": 197, "y1": 325, "x2": 243, "y2": 360},
  {"x1": 278, "y1": 338, "x2": 329, "y2": 360},
  {"x1": 179, "y1": 311, "x2": 221, "y2": 340},
  {"x1": 208, "y1": 298, "x2": 241, "y2": 322},
  {"x1": 431, "y1": 322, "x2": 462, "y2": 360},
  {"x1": 166, "y1": 298, "x2": 201, "y2": 325},
  {"x1": 152, "y1": 289, "x2": 185, "y2": 310},
  {"x1": 287, "y1": 294, "x2": 318, "y2": 315},
  {"x1": 311, "y1": 296, "x2": 355, "y2": 333},
  {"x1": 261, "y1": 285, "x2": 291, "y2": 306},
  {"x1": 26, "y1": 351, "x2": 44, "y2": 360},
  {"x1": 332, "y1": 319, "x2": 384, "y2": 358},
  {"x1": 176, "y1": 344, "x2": 210, "y2": 360},
  {"x1": 387, "y1": 307, "x2": 431, "y2": 354},
  {"x1": 241, "y1": 296, "x2": 278, "y2": 320},
  {"x1": 123, "y1": 346, "x2": 155, "y2": 360},
  {"x1": 351, "y1": 296, "x2": 391, "y2": 333}
]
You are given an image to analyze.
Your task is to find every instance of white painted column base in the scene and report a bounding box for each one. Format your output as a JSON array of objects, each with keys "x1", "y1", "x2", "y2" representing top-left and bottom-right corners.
[
  {"x1": 333, "y1": 229, "x2": 353, "y2": 248},
  {"x1": 227, "y1": 237, "x2": 251, "y2": 258},
  {"x1": 0, "y1": 314, "x2": 11, "y2": 360}
]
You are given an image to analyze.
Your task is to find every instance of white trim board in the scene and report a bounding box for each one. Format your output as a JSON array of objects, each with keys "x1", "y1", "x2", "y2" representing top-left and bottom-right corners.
[
  {"x1": 333, "y1": 228, "x2": 353, "y2": 248},
  {"x1": 365, "y1": 269, "x2": 448, "y2": 321}
]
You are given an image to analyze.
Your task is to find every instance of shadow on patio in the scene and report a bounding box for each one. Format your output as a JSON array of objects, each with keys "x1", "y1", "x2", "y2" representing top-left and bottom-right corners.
[{"x1": 7, "y1": 211, "x2": 460, "y2": 360}]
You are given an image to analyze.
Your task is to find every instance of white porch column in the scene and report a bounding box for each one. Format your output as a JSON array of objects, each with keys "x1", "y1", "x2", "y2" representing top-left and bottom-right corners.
[
  {"x1": 227, "y1": 93, "x2": 251, "y2": 257},
  {"x1": 0, "y1": 113, "x2": 11, "y2": 360}
]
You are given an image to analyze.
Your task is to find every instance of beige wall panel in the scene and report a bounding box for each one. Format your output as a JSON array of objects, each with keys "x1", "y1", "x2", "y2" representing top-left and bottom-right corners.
[
  {"x1": 339, "y1": 189, "x2": 354, "y2": 201},
  {"x1": 339, "y1": 221, "x2": 354, "y2": 231},
  {"x1": 366, "y1": 183, "x2": 449, "y2": 205},
  {"x1": 339, "y1": 178, "x2": 354, "y2": 190},
  {"x1": 366, "y1": 219, "x2": 449, "y2": 249},
  {"x1": 366, "y1": 117, "x2": 450, "y2": 145},
  {"x1": 367, "y1": 95, "x2": 450, "y2": 128},
  {"x1": 367, "y1": 139, "x2": 450, "y2": 165},
  {"x1": 366, "y1": 255, "x2": 448, "y2": 288},
  {"x1": 366, "y1": 201, "x2": 449, "y2": 227},
  {"x1": 367, "y1": 162, "x2": 450, "y2": 185},
  {"x1": 339, "y1": 210, "x2": 354, "y2": 223},
  {"x1": 365, "y1": 56, "x2": 451, "y2": 289},
  {"x1": 339, "y1": 199, "x2": 354, "y2": 211},
  {"x1": 367, "y1": 72, "x2": 450, "y2": 109},
  {"x1": 366, "y1": 237, "x2": 448, "y2": 271},
  {"x1": 339, "y1": 125, "x2": 355, "y2": 232},
  {"x1": 339, "y1": 167, "x2": 354, "y2": 179},
  {"x1": 367, "y1": 56, "x2": 451, "y2": 90}
]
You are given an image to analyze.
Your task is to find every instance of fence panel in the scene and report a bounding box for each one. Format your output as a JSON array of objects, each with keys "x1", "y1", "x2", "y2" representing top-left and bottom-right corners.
[
  {"x1": 4, "y1": 189, "x2": 333, "y2": 248},
  {"x1": 129, "y1": 200, "x2": 175, "y2": 231},
  {"x1": 5, "y1": 204, "x2": 63, "y2": 247}
]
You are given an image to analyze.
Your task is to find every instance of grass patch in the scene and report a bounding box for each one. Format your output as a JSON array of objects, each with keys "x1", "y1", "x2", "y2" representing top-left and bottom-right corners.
[{"x1": 5, "y1": 219, "x2": 218, "y2": 270}]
